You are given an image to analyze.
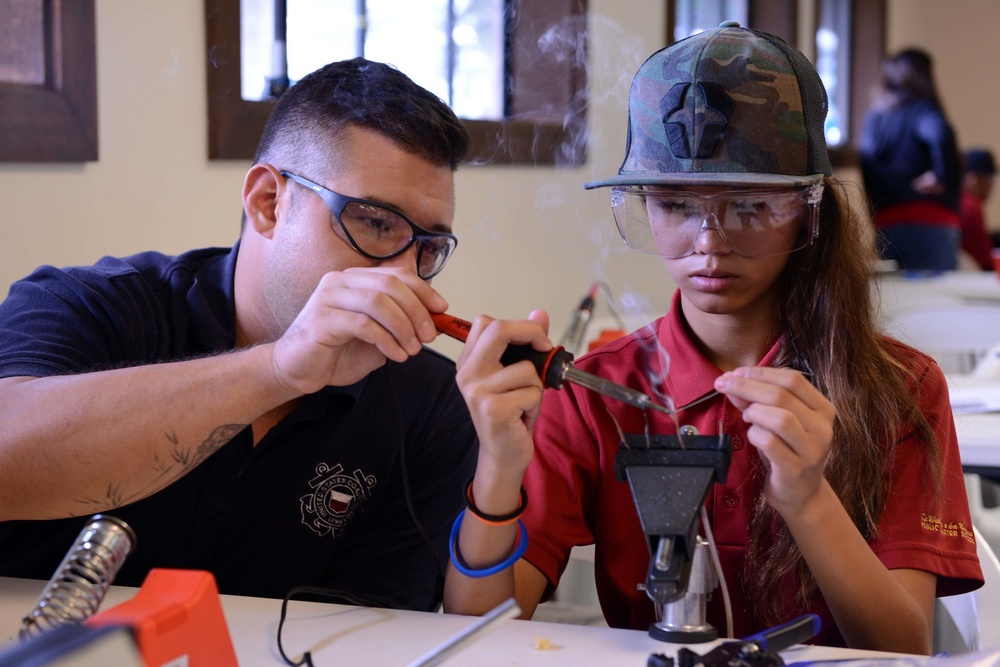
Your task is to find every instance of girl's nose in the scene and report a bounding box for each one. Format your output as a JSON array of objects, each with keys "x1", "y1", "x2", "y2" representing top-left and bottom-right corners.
[{"x1": 693, "y1": 213, "x2": 733, "y2": 254}]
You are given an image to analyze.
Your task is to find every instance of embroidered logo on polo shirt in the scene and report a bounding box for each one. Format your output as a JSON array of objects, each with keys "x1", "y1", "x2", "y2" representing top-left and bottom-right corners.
[
  {"x1": 300, "y1": 462, "x2": 377, "y2": 538},
  {"x1": 920, "y1": 513, "x2": 976, "y2": 544}
]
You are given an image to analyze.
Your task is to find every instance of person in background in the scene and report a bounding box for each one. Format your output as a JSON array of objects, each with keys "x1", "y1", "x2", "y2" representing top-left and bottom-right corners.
[
  {"x1": 443, "y1": 23, "x2": 983, "y2": 653},
  {"x1": 859, "y1": 48, "x2": 963, "y2": 271},
  {"x1": 0, "y1": 58, "x2": 478, "y2": 611},
  {"x1": 958, "y1": 148, "x2": 997, "y2": 271}
]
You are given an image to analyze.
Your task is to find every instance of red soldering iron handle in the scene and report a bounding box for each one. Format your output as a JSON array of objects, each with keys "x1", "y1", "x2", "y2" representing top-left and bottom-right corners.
[
  {"x1": 430, "y1": 313, "x2": 573, "y2": 389},
  {"x1": 499, "y1": 344, "x2": 573, "y2": 389}
]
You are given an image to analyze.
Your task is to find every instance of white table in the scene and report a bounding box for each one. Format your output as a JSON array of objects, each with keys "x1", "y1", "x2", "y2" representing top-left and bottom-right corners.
[
  {"x1": 954, "y1": 411, "x2": 1000, "y2": 483},
  {"x1": 0, "y1": 576, "x2": 911, "y2": 666},
  {"x1": 950, "y1": 375, "x2": 1000, "y2": 481},
  {"x1": 876, "y1": 271, "x2": 1000, "y2": 312},
  {"x1": 875, "y1": 272, "x2": 1000, "y2": 373}
]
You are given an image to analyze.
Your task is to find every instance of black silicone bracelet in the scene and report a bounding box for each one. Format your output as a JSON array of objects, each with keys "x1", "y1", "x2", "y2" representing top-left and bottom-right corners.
[{"x1": 464, "y1": 477, "x2": 528, "y2": 524}]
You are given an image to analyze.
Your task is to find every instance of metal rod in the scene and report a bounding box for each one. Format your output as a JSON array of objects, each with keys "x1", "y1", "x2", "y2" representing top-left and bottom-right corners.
[{"x1": 406, "y1": 598, "x2": 520, "y2": 667}]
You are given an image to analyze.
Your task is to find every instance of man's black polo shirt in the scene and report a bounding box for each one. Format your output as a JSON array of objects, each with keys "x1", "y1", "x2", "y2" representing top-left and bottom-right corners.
[{"x1": 0, "y1": 244, "x2": 477, "y2": 611}]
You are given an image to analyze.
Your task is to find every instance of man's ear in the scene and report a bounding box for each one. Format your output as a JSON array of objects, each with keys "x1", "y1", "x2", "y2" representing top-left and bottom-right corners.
[{"x1": 242, "y1": 163, "x2": 284, "y2": 239}]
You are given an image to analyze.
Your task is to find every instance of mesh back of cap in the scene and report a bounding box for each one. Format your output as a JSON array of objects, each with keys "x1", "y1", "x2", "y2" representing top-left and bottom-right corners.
[{"x1": 750, "y1": 28, "x2": 832, "y2": 177}]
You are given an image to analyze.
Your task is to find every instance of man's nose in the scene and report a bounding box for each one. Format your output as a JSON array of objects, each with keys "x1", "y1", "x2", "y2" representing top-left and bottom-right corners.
[{"x1": 379, "y1": 242, "x2": 421, "y2": 274}]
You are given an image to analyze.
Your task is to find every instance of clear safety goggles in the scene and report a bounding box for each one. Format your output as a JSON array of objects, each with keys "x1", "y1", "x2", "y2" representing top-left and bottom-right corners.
[
  {"x1": 282, "y1": 171, "x2": 457, "y2": 280},
  {"x1": 610, "y1": 183, "x2": 823, "y2": 259}
]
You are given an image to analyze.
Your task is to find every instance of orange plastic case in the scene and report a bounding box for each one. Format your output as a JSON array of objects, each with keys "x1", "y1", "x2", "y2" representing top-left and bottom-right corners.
[
  {"x1": 588, "y1": 328, "x2": 626, "y2": 352},
  {"x1": 88, "y1": 568, "x2": 238, "y2": 667}
]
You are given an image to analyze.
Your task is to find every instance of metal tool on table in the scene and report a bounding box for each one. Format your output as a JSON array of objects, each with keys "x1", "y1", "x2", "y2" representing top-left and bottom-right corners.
[
  {"x1": 432, "y1": 313, "x2": 673, "y2": 415},
  {"x1": 616, "y1": 432, "x2": 732, "y2": 643},
  {"x1": 647, "y1": 614, "x2": 822, "y2": 667},
  {"x1": 20, "y1": 514, "x2": 137, "y2": 639},
  {"x1": 405, "y1": 597, "x2": 521, "y2": 667}
]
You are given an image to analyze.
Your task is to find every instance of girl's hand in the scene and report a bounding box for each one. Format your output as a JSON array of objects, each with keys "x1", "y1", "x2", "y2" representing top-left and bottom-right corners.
[
  {"x1": 714, "y1": 367, "x2": 837, "y2": 518},
  {"x1": 453, "y1": 311, "x2": 551, "y2": 486}
]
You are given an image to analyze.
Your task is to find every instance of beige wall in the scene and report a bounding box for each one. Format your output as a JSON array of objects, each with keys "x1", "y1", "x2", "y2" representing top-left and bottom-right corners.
[{"x1": 0, "y1": 1, "x2": 995, "y2": 360}]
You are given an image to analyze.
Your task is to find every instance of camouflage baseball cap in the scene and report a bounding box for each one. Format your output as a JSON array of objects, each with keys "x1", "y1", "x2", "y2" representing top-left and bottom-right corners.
[{"x1": 585, "y1": 21, "x2": 832, "y2": 189}]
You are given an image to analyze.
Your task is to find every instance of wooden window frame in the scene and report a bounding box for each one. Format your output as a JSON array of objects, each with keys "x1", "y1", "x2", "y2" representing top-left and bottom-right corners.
[
  {"x1": 664, "y1": 0, "x2": 885, "y2": 169},
  {"x1": 0, "y1": 0, "x2": 98, "y2": 162},
  {"x1": 204, "y1": 0, "x2": 588, "y2": 166},
  {"x1": 837, "y1": 0, "x2": 885, "y2": 167}
]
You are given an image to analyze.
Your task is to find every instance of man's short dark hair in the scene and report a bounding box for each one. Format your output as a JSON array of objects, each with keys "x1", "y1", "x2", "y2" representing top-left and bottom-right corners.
[{"x1": 254, "y1": 58, "x2": 470, "y2": 170}]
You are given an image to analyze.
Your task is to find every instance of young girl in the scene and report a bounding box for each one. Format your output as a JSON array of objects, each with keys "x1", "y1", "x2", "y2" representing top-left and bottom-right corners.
[{"x1": 442, "y1": 23, "x2": 983, "y2": 653}]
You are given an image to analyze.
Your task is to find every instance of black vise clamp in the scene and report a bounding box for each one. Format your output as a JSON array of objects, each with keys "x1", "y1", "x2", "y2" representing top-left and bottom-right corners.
[{"x1": 615, "y1": 432, "x2": 731, "y2": 642}]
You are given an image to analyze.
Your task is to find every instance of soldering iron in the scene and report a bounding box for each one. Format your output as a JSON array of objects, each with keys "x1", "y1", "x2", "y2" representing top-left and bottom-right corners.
[{"x1": 432, "y1": 313, "x2": 672, "y2": 415}]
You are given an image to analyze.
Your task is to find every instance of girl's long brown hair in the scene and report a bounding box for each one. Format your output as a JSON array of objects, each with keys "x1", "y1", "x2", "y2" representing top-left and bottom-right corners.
[{"x1": 745, "y1": 177, "x2": 942, "y2": 623}]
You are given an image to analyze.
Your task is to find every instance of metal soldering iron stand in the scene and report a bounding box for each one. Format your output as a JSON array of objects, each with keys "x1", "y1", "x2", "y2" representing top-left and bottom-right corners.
[{"x1": 615, "y1": 433, "x2": 731, "y2": 643}]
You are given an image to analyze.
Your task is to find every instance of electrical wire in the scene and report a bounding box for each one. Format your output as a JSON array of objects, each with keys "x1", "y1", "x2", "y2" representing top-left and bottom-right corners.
[
  {"x1": 700, "y1": 505, "x2": 733, "y2": 640},
  {"x1": 378, "y1": 365, "x2": 446, "y2": 606},
  {"x1": 276, "y1": 364, "x2": 451, "y2": 665},
  {"x1": 277, "y1": 586, "x2": 380, "y2": 667},
  {"x1": 595, "y1": 281, "x2": 627, "y2": 330}
]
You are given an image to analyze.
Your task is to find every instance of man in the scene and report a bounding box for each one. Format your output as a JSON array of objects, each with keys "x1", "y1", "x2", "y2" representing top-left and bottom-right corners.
[
  {"x1": 0, "y1": 58, "x2": 476, "y2": 611},
  {"x1": 959, "y1": 148, "x2": 997, "y2": 270}
]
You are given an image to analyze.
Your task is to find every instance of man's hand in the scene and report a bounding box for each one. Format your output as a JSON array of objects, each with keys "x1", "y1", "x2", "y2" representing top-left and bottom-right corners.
[{"x1": 271, "y1": 266, "x2": 448, "y2": 395}]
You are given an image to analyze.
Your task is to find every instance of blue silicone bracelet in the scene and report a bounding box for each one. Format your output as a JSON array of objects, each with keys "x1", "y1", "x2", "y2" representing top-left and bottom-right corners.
[{"x1": 449, "y1": 510, "x2": 528, "y2": 578}]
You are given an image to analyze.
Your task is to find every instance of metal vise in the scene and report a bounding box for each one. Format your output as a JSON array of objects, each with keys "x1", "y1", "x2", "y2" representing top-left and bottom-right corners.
[{"x1": 615, "y1": 432, "x2": 731, "y2": 642}]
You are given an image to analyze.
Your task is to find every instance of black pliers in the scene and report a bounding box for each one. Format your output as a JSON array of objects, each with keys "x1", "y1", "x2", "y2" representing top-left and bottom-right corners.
[{"x1": 648, "y1": 614, "x2": 822, "y2": 667}]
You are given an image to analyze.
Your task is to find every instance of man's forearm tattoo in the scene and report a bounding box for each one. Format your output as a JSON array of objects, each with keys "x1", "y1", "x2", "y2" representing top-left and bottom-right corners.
[{"x1": 71, "y1": 423, "x2": 247, "y2": 512}]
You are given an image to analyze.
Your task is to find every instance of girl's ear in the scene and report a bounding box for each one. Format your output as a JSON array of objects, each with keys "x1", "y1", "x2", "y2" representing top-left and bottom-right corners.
[{"x1": 242, "y1": 163, "x2": 284, "y2": 239}]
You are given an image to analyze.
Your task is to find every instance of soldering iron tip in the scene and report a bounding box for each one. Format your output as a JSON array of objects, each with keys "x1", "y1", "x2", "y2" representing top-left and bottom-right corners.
[{"x1": 649, "y1": 402, "x2": 674, "y2": 416}]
